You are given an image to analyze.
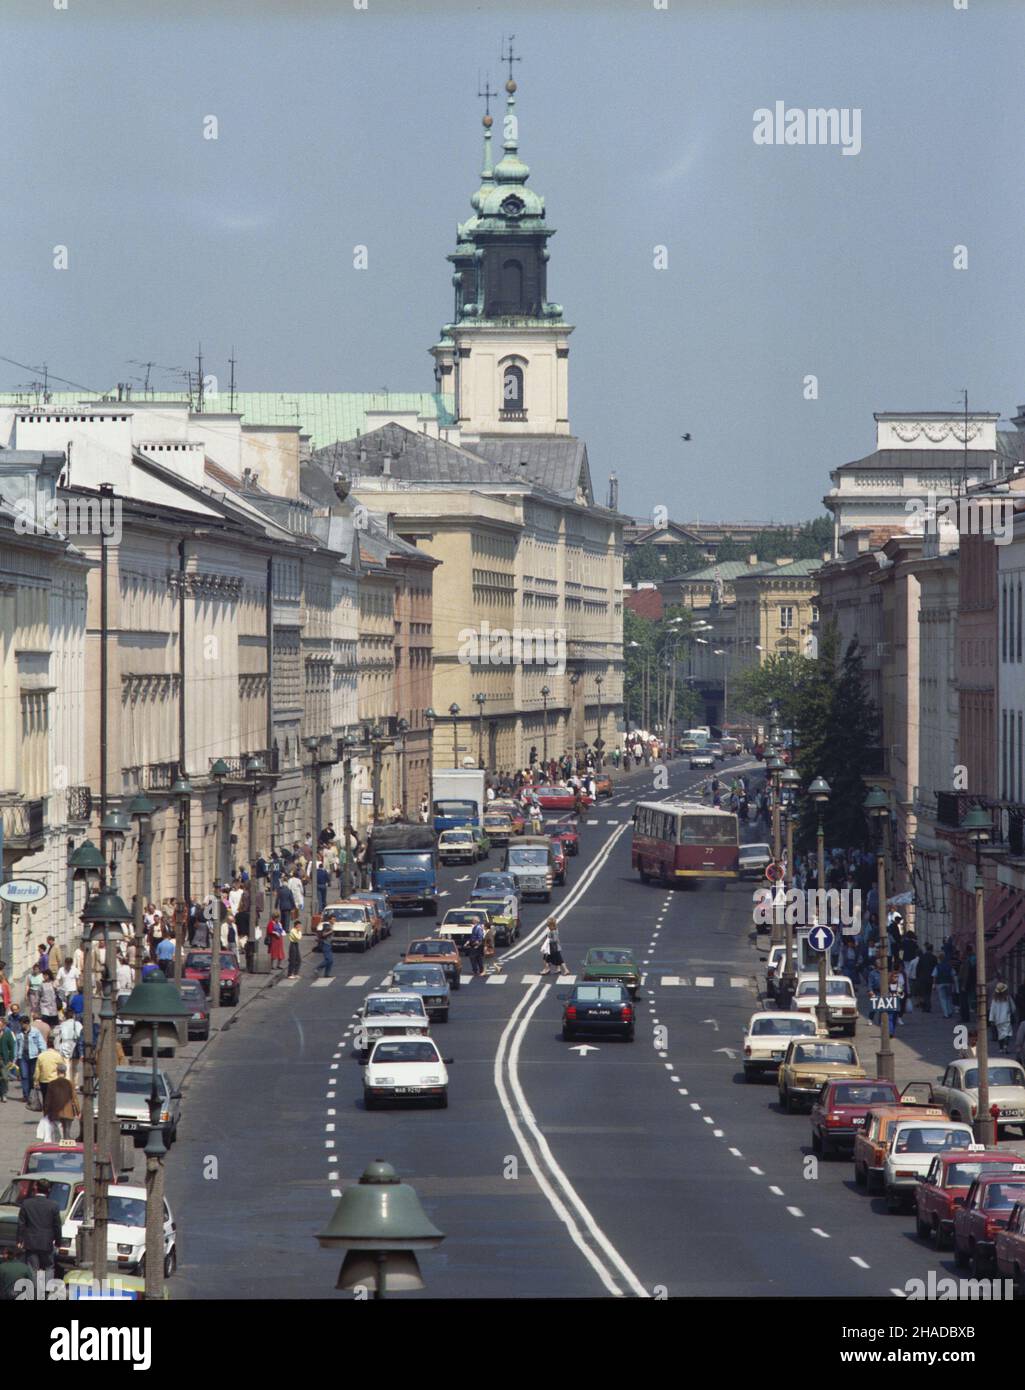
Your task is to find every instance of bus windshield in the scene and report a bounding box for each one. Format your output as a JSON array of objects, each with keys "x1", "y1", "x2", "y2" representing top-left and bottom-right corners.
[{"x1": 679, "y1": 815, "x2": 737, "y2": 846}]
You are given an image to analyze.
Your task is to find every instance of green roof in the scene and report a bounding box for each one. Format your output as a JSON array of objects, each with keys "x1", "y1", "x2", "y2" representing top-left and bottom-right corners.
[
  {"x1": 668, "y1": 557, "x2": 823, "y2": 584},
  {"x1": 0, "y1": 390, "x2": 456, "y2": 452}
]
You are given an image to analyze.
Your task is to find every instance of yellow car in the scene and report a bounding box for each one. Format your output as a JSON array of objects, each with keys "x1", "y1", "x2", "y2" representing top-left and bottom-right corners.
[
  {"x1": 777, "y1": 1038, "x2": 866, "y2": 1113},
  {"x1": 483, "y1": 812, "x2": 514, "y2": 847}
]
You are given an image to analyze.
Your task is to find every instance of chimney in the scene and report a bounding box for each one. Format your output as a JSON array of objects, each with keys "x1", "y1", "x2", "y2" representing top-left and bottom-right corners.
[
  {"x1": 775, "y1": 556, "x2": 793, "y2": 566},
  {"x1": 359, "y1": 445, "x2": 367, "y2": 465},
  {"x1": 608, "y1": 471, "x2": 619, "y2": 510},
  {"x1": 747, "y1": 554, "x2": 759, "y2": 565}
]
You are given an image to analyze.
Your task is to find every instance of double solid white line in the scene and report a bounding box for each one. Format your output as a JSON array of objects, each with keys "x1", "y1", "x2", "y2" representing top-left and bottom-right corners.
[{"x1": 493, "y1": 815, "x2": 648, "y2": 1297}]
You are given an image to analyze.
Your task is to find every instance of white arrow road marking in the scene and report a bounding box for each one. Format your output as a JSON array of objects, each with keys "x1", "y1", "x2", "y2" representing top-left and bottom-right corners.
[
  {"x1": 569, "y1": 1044, "x2": 600, "y2": 1055},
  {"x1": 455, "y1": 876, "x2": 470, "y2": 882},
  {"x1": 714, "y1": 1047, "x2": 738, "y2": 1059},
  {"x1": 701, "y1": 1018, "x2": 719, "y2": 1032}
]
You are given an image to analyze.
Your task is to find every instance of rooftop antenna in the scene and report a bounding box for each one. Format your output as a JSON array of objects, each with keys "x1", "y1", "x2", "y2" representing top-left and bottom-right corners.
[
  {"x1": 228, "y1": 347, "x2": 237, "y2": 413},
  {"x1": 41, "y1": 362, "x2": 49, "y2": 403},
  {"x1": 196, "y1": 343, "x2": 204, "y2": 413}
]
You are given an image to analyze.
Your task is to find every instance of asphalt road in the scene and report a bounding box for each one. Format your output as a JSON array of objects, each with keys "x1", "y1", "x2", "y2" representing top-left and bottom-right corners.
[{"x1": 164, "y1": 757, "x2": 954, "y2": 1299}]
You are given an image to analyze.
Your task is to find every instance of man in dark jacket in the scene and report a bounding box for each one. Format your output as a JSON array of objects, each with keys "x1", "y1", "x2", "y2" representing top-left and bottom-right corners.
[{"x1": 16, "y1": 1179, "x2": 62, "y2": 1276}]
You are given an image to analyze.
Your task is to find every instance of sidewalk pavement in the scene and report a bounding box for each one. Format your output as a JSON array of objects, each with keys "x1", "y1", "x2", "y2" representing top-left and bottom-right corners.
[{"x1": 0, "y1": 956, "x2": 283, "y2": 1186}]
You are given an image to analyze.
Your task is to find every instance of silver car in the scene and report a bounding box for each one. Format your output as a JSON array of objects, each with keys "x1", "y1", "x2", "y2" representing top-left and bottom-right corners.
[{"x1": 99, "y1": 1066, "x2": 182, "y2": 1150}]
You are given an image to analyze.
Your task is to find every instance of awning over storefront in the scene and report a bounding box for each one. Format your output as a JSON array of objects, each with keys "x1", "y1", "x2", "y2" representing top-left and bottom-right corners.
[
  {"x1": 992, "y1": 893, "x2": 1025, "y2": 959},
  {"x1": 984, "y1": 885, "x2": 1013, "y2": 934}
]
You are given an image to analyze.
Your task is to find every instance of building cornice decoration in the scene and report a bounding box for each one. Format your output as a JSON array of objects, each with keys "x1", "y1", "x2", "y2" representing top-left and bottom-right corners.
[
  {"x1": 892, "y1": 421, "x2": 982, "y2": 444},
  {"x1": 167, "y1": 571, "x2": 244, "y2": 599}
]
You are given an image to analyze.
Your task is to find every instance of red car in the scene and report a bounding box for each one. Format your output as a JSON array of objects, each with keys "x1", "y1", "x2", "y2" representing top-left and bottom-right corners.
[
  {"x1": 549, "y1": 839, "x2": 567, "y2": 886},
  {"x1": 546, "y1": 821, "x2": 579, "y2": 856},
  {"x1": 184, "y1": 950, "x2": 242, "y2": 1006},
  {"x1": 535, "y1": 785, "x2": 591, "y2": 812},
  {"x1": 917, "y1": 1150, "x2": 1024, "y2": 1249},
  {"x1": 809, "y1": 1079, "x2": 901, "y2": 1158},
  {"x1": 995, "y1": 1199, "x2": 1025, "y2": 1292},
  {"x1": 20, "y1": 1143, "x2": 123, "y2": 1180},
  {"x1": 953, "y1": 1171, "x2": 1025, "y2": 1275}
]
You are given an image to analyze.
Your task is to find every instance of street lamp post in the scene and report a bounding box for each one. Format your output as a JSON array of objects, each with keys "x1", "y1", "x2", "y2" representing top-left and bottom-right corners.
[
  {"x1": 209, "y1": 758, "x2": 230, "y2": 1011},
  {"x1": 119, "y1": 974, "x2": 192, "y2": 1300},
  {"x1": 807, "y1": 776, "x2": 832, "y2": 1033},
  {"x1": 316, "y1": 1160, "x2": 445, "y2": 1298},
  {"x1": 370, "y1": 725, "x2": 384, "y2": 822},
  {"x1": 964, "y1": 805, "x2": 996, "y2": 1146},
  {"x1": 305, "y1": 736, "x2": 324, "y2": 840},
  {"x1": 82, "y1": 879, "x2": 132, "y2": 1285},
  {"x1": 396, "y1": 718, "x2": 409, "y2": 815},
  {"x1": 68, "y1": 839, "x2": 105, "y2": 1272},
  {"x1": 540, "y1": 686, "x2": 551, "y2": 765},
  {"x1": 127, "y1": 794, "x2": 156, "y2": 983},
  {"x1": 473, "y1": 693, "x2": 487, "y2": 771},
  {"x1": 244, "y1": 755, "x2": 264, "y2": 875},
  {"x1": 170, "y1": 773, "x2": 193, "y2": 988},
  {"x1": 337, "y1": 736, "x2": 357, "y2": 898},
  {"x1": 595, "y1": 674, "x2": 605, "y2": 770},
  {"x1": 865, "y1": 786, "x2": 895, "y2": 1083},
  {"x1": 448, "y1": 703, "x2": 460, "y2": 766}
]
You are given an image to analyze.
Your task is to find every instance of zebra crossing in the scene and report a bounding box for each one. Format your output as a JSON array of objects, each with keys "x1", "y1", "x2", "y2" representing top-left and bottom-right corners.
[{"x1": 280, "y1": 971, "x2": 752, "y2": 990}]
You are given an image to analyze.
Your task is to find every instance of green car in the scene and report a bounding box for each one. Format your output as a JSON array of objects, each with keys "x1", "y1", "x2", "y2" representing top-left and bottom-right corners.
[
  {"x1": 581, "y1": 947, "x2": 641, "y2": 999},
  {"x1": 471, "y1": 824, "x2": 491, "y2": 860}
]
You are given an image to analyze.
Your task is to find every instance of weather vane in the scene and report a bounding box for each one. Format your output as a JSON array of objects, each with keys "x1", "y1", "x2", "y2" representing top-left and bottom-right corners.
[
  {"x1": 500, "y1": 34, "x2": 521, "y2": 87},
  {"x1": 478, "y1": 73, "x2": 498, "y2": 122}
]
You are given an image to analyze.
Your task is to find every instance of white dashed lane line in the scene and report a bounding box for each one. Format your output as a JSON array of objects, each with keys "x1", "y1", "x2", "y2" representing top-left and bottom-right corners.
[{"x1": 850, "y1": 1256, "x2": 870, "y2": 1269}]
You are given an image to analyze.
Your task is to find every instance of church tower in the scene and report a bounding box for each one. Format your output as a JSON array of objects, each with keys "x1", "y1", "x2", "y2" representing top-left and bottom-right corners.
[{"x1": 431, "y1": 50, "x2": 572, "y2": 442}]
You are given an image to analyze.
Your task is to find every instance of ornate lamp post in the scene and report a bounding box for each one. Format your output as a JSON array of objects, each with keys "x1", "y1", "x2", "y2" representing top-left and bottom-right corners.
[
  {"x1": 396, "y1": 717, "x2": 409, "y2": 815},
  {"x1": 304, "y1": 736, "x2": 324, "y2": 841},
  {"x1": 448, "y1": 703, "x2": 460, "y2": 766},
  {"x1": 209, "y1": 758, "x2": 230, "y2": 1009},
  {"x1": 424, "y1": 708, "x2": 436, "y2": 789},
  {"x1": 244, "y1": 755, "x2": 264, "y2": 876},
  {"x1": 804, "y1": 775, "x2": 831, "y2": 1031},
  {"x1": 316, "y1": 1160, "x2": 444, "y2": 1298},
  {"x1": 864, "y1": 786, "x2": 895, "y2": 1082},
  {"x1": 963, "y1": 805, "x2": 996, "y2": 1145},
  {"x1": 540, "y1": 686, "x2": 551, "y2": 766},
  {"x1": 119, "y1": 975, "x2": 192, "y2": 1300},
  {"x1": 370, "y1": 725, "x2": 385, "y2": 822},
  {"x1": 82, "y1": 883, "x2": 132, "y2": 1284}
]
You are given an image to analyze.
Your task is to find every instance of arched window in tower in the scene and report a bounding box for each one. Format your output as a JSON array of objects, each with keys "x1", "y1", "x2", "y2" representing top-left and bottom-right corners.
[
  {"x1": 501, "y1": 363, "x2": 524, "y2": 414},
  {"x1": 500, "y1": 258, "x2": 523, "y2": 310}
]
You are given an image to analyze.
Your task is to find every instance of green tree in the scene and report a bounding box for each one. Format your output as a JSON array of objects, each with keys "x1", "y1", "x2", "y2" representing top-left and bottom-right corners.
[
  {"x1": 731, "y1": 649, "x2": 815, "y2": 729},
  {"x1": 624, "y1": 543, "x2": 668, "y2": 584}
]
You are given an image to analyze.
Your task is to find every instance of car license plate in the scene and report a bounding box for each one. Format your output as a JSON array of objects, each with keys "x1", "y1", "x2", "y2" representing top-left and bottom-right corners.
[
  {"x1": 590, "y1": 1009, "x2": 612, "y2": 1017},
  {"x1": 771, "y1": 1049, "x2": 784, "y2": 1059},
  {"x1": 1003, "y1": 1109, "x2": 1024, "y2": 1117},
  {"x1": 852, "y1": 1116, "x2": 866, "y2": 1126},
  {"x1": 393, "y1": 1087, "x2": 421, "y2": 1096},
  {"x1": 120, "y1": 1122, "x2": 140, "y2": 1133}
]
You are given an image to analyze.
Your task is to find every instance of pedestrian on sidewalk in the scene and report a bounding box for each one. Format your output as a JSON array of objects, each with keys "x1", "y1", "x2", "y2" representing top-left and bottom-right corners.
[
  {"x1": 958, "y1": 949, "x2": 976, "y2": 1023},
  {"x1": 316, "y1": 923, "x2": 334, "y2": 978},
  {"x1": 15, "y1": 1016, "x2": 44, "y2": 1102},
  {"x1": 0, "y1": 1016, "x2": 15, "y2": 1103},
  {"x1": 990, "y1": 982, "x2": 1015, "y2": 1055},
  {"x1": 915, "y1": 943, "x2": 937, "y2": 1013},
  {"x1": 53, "y1": 1009, "x2": 82, "y2": 1089},
  {"x1": 16, "y1": 1179, "x2": 62, "y2": 1278},
  {"x1": 286, "y1": 922, "x2": 303, "y2": 978},
  {"x1": 539, "y1": 919, "x2": 569, "y2": 976},
  {"x1": 266, "y1": 914, "x2": 286, "y2": 971},
  {"x1": 43, "y1": 1064, "x2": 79, "y2": 1140},
  {"x1": 934, "y1": 954, "x2": 955, "y2": 1018}
]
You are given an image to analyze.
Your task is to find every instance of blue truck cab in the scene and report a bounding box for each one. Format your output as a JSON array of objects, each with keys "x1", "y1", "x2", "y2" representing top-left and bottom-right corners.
[
  {"x1": 432, "y1": 798, "x2": 480, "y2": 835},
  {"x1": 369, "y1": 825, "x2": 438, "y2": 915}
]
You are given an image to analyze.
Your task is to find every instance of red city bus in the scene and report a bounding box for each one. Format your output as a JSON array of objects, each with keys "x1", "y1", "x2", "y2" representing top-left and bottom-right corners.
[{"x1": 631, "y1": 801, "x2": 740, "y2": 885}]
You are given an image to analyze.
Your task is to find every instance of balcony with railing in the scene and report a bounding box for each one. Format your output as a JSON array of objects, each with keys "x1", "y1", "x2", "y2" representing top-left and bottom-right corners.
[
  {"x1": 208, "y1": 749, "x2": 280, "y2": 780},
  {"x1": 0, "y1": 797, "x2": 46, "y2": 851},
  {"x1": 67, "y1": 786, "x2": 92, "y2": 824}
]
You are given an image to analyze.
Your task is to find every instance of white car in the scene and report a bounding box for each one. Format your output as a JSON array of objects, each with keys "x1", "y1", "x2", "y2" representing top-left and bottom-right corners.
[
  {"x1": 792, "y1": 974, "x2": 860, "y2": 1036},
  {"x1": 882, "y1": 1120, "x2": 977, "y2": 1213},
  {"x1": 363, "y1": 1036, "x2": 451, "y2": 1109},
  {"x1": 689, "y1": 752, "x2": 715, "y2": 769},
  {"x1": 932, "y1": 1058, "x2": 1025, "y2": 1134},
  {"x1": 438, "y1": 828, "x2": 477, "y2": 865},
  {"x1": 61, "y1": 1186, "x2": 177, "y2": 1277},
  {"x1": 743, "y1": 1011, "x2": 819, "y2": 1080},
  {"x1": 355, "y1": 991, "x2": 431, "y2": 1055},
  {"x1": 323, "y1": 902, "x2": 376, "y2": 952},
  {"x1": 740, "y1": 843, "x2": 773, "y2": 881}
]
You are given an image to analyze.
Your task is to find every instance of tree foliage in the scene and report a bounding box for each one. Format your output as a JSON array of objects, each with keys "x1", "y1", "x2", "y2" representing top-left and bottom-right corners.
[
  {"x1": 623, "y1": 605, "x2": 701, "y2": 732},
  {"x1": 731, "y1": 650, "x2": 816, "y2": 730}
]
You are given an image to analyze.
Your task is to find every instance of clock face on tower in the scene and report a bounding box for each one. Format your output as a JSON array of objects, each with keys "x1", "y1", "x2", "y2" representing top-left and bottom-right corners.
[{"x1": 500, "y1": 194, "x2": 525, "y2": 218}]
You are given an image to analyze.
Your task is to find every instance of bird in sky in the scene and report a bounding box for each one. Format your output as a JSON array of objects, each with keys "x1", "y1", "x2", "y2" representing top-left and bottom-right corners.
[{"x1": 681, "y1": 433, "x2": 692, "y2": 441}]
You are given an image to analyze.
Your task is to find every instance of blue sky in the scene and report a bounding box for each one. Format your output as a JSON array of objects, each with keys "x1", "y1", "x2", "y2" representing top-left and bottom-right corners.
[{"x1": 3, "y1": 0, "x2": 1023, "y2": 522}]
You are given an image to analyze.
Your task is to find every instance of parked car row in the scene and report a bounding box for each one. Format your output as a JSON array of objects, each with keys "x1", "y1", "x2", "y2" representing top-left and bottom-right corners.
[{"x1": 322, "y1": 894, "x2": 394, "y2": 952}]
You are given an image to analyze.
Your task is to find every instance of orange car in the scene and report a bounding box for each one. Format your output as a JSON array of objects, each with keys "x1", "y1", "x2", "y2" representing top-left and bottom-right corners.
[
  {"x1": 595, "y1": 773, "x2": 613, "y2": 798},
  {"x1": 404, "y1": 937, "x2": 462, "y2": 990},
  {"x1": 853, "y1": 1103, "x2": 945, "y2": 1192},
  {"x1": 491, "y1": 800, "x2": 525, "y2": 835}
]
